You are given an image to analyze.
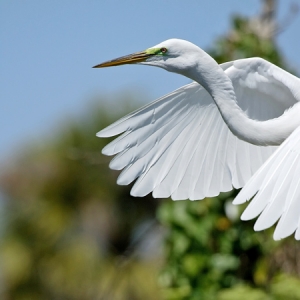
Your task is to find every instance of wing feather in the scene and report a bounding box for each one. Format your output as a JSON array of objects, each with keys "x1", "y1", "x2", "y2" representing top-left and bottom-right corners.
[
  {"x1": 98, "y1": 58, "x2": 299, "y2": 209},
  {"x1": 234, "y1": 126, "x2": 300, "y2": 239}
]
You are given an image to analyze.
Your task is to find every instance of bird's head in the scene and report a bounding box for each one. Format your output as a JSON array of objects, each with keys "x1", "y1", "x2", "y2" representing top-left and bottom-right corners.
[{"x1": 93, "y1": 39, "x2": 201, "y2": 76}]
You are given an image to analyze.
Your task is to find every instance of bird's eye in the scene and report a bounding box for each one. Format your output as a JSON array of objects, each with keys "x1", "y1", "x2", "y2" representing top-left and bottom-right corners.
[{"x1": 160, "y1": 47, "x2": 167, "y2": 53}]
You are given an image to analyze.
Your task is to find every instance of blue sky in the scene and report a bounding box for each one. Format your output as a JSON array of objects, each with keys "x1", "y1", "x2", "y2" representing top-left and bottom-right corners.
[{"x1": 1, "y1": 0, "x2": 300, "y2": 164}]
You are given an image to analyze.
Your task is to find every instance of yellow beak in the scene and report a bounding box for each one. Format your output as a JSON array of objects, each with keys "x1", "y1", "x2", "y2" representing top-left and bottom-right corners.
[{"x1": 93, "y1": 51, "x2": 152, "y2": 68}]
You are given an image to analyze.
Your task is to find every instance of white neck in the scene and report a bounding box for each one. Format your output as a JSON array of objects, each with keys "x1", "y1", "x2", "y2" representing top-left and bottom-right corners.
[{"x1": 184, "y1": 49, "x2": 300, "y2": 146}]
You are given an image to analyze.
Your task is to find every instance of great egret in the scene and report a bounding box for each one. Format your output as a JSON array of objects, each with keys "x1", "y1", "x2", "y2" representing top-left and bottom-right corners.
[{"x1": 94, "y1": 39, "x2": 300, "y2": 240}]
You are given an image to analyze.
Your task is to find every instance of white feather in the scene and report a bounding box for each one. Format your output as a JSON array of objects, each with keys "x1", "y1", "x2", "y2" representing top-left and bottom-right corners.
[{"x1": 96, "y1": 39, "x2": 300, "y2": 239}]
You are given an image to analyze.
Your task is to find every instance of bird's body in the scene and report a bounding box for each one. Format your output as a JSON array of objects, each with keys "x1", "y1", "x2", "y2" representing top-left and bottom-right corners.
[{"x1": 94, "y1": 39, "x2": 300, "y2": 240}]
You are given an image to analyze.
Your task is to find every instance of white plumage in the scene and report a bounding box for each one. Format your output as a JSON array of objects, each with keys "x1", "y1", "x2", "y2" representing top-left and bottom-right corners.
[{"x1": 94, "y1": 39, "x2": 300, "y2": 240}]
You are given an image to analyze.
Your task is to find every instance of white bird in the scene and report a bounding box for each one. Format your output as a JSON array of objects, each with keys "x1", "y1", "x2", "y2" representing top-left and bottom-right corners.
[{"x1": 93, "y1": 39, "x2": 300, "y2": 240}]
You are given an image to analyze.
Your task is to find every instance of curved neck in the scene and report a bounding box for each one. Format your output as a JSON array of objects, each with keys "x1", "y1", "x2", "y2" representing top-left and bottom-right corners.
[{"x1": 184, "y1": 49, "x2": 299, "y2": 146}]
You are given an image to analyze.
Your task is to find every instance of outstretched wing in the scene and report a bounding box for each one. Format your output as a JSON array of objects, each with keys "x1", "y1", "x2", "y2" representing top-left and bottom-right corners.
[
  {"x1": 234, "y1": 125, "x2": 300, "y2": 240},
  {"x1": 97, "y1": 58, "x2": 298, "y2": 200}
]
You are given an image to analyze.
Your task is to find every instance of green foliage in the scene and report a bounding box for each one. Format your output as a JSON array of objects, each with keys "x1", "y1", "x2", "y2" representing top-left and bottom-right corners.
[
  {"x1": 157, "y1": 196, "x2": 275, "y2": 299},
  {"x1": 218, "y1": 285, "x2": 269, "y2": 300},
  {"x1": 271, "y1": 274, "x2": 300, "y2": 300},
  {"x1": 210, "y1": 16, "x2": 286, "y2": 68},
  {"x1": 158, "y1": 197, "x2": 300, "y2": 299},
  {"x1": 0, "y1": 96, "x2": 162, "y2": 299}
]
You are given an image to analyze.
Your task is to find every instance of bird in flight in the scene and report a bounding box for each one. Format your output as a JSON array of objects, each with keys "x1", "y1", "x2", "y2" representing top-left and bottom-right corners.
[{"x1": 93, "y1": 39, "x2": 300, "y2": 240}]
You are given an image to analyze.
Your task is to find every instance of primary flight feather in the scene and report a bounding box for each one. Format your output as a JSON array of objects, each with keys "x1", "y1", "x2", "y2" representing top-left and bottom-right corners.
[{"x1": 94, "y1": 39, "x2": 300, "y2": 240}]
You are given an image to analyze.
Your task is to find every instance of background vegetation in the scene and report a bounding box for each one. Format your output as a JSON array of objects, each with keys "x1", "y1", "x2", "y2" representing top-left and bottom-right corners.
[{"x1": 1, "y1": 1, "x2": 300, "y2": 299}]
